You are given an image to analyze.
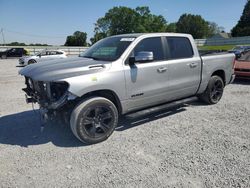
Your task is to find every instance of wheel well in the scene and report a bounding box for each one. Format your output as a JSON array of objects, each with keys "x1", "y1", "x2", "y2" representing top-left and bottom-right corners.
[
  {"x1": 212, "y1": 70, "x2": 225, "y2": 84},
  {"x1": 28, "y1": 59, "x2": 36, "y2": 64},
  {"x1": 80, "y1": 90, "x2": 122, "y2": 114}
]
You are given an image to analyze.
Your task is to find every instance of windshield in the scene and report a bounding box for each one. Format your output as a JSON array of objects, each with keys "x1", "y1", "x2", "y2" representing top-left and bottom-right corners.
[
  {"x1": 233, "y1": 47, "x2": 243, "y2": 50},
  {"x1": 80, "y1": 36, "x2": 135, "y2": 61}
]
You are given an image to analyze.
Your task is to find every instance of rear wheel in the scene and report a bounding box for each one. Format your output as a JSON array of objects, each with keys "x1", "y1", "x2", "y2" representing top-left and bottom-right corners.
[
  {"x1": 198, "y1": 75, "x2": 224, "y2": 104},
  {"x1": 28, "y1": 59, "x2": 36, "y2": 65},
  {"x1": 70, "y1": 97, "x2": 118, "y2": 144}
]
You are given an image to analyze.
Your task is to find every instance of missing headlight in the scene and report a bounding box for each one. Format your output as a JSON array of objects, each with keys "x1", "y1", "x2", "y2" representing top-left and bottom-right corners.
[
  {"x1": 50, "y1": 82, "x2": 69, "y2": 101},
  {"x1": 28, "y1": 79, "x2": 33, "y2": 89},
  {"x1": 25, "y1": 77, "x2": 34, "y2": 90}
]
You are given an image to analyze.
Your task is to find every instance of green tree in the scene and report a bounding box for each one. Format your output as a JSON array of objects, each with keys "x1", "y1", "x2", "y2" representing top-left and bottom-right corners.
[
  {"x1": 65, "y1": 31, "x2": 87, "y2": 46},
  {"x1": 90, "y1": 32, "x2": 107, "y2": 45},
  {"x1": 231, "y1": 0, "x2": 250, "y2": 37},
  {"x1": 8, "y1": 42, "x2": 26, "y2": 46},
  {"x1": 166, "y1": 22, "x2": 177, "y2": 32},
  {"x1": 207, "y1": 22, "x2": 224, "y2": 37},
  {"x1": 176, "y1": 14, "x2": 210, "y2": 39},
  {"x1": 91, "y1": 6, "x2": 168, "y2": 44}
]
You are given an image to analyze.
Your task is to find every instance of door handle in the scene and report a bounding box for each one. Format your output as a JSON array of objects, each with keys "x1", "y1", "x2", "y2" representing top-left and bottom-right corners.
[
  {"x1": 188, "y1": 63, "x2": 198, "y2": 68},
  {"x1": 157, "y1": 67, "x2": 168, "y2": 73}
]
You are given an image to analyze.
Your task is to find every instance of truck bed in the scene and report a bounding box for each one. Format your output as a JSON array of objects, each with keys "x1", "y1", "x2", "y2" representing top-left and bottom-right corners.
[
  {"x1": 197, "y1": 53, "x2": 235, "y2": 94},
  {"x1": 199, "y1": 50, "x2": 228, "y2": 56}
]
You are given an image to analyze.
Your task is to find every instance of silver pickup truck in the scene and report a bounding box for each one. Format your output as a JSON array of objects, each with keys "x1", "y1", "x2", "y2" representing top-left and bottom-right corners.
[{"x1": 19, "y1": 33, "x2": 235, "y2": 144}]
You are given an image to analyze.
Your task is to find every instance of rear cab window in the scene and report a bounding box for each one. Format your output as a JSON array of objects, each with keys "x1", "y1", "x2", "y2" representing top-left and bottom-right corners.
[{"x1": 165, "y1": 37, "x2": 194, "y2": 60}]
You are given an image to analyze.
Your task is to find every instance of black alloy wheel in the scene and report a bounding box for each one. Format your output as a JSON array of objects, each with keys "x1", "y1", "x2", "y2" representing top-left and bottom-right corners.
[{"x1": 70, "y1": 97, "x2": 118, "y2": 144}]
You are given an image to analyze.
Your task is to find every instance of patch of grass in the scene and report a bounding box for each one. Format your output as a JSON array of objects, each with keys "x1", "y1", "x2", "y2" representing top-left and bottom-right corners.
[
  {"x1": 198, "y1": 45, "x2": 235, "y2": 51},
  {"x1": 198, "y1": 44, "x2": 250, "y2": 51}
]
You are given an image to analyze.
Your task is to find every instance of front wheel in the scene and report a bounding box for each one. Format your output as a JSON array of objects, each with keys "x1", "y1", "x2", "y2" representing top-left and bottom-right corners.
[
  {"x1": 198, "y1": 75, "x2": 224, "y2": 104},
  {"x1": 70, "y1": 97, "x2": 118, "y2": 144}
]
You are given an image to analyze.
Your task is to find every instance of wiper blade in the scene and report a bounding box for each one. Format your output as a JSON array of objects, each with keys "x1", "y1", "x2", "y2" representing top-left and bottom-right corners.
[{"x1": 82, "y1": 55, "x2": 101, "y2": 60}]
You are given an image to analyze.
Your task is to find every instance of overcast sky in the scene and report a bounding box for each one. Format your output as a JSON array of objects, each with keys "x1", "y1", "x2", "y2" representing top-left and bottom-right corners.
[{"x1": 0, "y1": 0, "x2": 247, "y2": 45}]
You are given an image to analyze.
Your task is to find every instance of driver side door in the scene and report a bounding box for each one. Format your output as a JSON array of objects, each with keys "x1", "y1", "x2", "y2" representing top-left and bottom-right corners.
[{"x1": 124, "y1": 37, "x2": 169, "y2": 112}]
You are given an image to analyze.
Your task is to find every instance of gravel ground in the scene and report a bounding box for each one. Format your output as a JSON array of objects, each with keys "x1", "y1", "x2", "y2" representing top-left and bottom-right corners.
[{"x1": 0, "y1": 59, "x2": 249, "y2": 188}]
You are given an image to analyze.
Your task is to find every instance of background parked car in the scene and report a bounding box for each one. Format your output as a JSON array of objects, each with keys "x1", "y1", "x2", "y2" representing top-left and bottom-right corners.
[
  {"x1": 228, "y1": 45, "x2": 250, "y2": 59},
  {"x1": 19, "y1": 50, "x2": 67, "y2": 66},
  {"x1": 234, "y1": 51, "x2": 250, "y2": 79},
  {"x1": 0, "y1": 48, "x2": 29, "y2": 59}
]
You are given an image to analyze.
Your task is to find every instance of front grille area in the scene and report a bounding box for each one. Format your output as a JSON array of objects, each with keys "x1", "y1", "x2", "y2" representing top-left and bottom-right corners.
[
  {"x1": 24, "y1": 77, "x2": 48, "y2": 103},
  {"x1": 23, "y1": 76, "x2": 69, "y2": 107},
  {"x1": 235, "y1": 68, "x2": 250, "y2": 72}
]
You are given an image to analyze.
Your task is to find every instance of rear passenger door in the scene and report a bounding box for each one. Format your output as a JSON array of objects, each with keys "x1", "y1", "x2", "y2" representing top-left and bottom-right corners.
[{"x1": 163, "y1": 37, "x2": 201, "y2": 99}]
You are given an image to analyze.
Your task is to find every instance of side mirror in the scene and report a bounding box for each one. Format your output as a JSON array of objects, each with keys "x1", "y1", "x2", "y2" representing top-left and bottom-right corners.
[
  {"x1": 128, "y1": 57, "x2": 135, "y2": 66},
  {"x1": 135, "y1": 51, "x2": 154, "y2": 63},
  {"x1": 127, "y1": 51, "x2": 154, "y2": 66}
]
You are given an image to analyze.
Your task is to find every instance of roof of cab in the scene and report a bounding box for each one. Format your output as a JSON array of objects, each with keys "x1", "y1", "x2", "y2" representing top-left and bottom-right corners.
[{"x1": 109, "y1": 33, "x2": 192, "y2": 38}]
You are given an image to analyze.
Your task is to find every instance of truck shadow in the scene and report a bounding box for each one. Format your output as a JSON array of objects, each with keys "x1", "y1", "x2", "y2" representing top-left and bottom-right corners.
[
  {"x1": 117, "y1": 105, "x2": 188, "y2": 131},
  {"x1": 0, "y1": 110, "x2": 84, "y2": 147},
  {"x1": 0, "y1": 97, "x2": 200, "y2": 147}
]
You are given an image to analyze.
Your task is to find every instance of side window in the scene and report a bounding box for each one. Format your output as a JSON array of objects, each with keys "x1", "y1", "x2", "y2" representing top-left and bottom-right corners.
[
  {"x1": 16, "y1": 48, "x2": 22, "y2": 53},
  {"x1": 166, "y1": 37, "x2": 194, "y2": 59},
  {"x1": 49, "y1": 51, "x2": 57, "y2": 55},
  {"x1": 56, "y1": 51, "x2": 63, "y2": 55},
  {"x1": 133, "y1": 37, "x2": 164, "y2": 61},
  {"x1": 40, "y1": 51, "x2": 46, "y2": 56}
]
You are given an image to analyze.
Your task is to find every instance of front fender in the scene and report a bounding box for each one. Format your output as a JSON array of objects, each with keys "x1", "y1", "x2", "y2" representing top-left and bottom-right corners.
[{"x1": 62, "y1": 71, "x2": 126, "y2": 102}]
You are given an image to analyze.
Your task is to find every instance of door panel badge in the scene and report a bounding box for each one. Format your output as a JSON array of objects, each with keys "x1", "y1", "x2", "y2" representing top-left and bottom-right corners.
[{"x1": 131, "y1": 93, "x2": 144, "y2": 98}]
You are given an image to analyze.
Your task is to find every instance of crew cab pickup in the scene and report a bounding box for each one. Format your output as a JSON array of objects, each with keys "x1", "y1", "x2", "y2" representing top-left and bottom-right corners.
[{"x1": 19, "y1": 33, "x2": 235, "y2": 144}]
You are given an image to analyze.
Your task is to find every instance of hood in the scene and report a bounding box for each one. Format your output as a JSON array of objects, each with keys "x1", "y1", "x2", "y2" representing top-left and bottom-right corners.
[
  {"x1": 235, "y1": 60, "x2": 250, "y2": 69},
  {"x1": 19, "y1": 57, "x2": 110, "y2": 81}
]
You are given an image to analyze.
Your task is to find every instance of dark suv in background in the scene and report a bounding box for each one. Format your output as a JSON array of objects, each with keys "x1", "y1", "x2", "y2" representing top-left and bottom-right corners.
[
  {"x1": 0, "y1": 48, "x2": 29, "y2": 59},
  {"x1": 228, "y1": 45, "x2": 250, "y2": 59}
]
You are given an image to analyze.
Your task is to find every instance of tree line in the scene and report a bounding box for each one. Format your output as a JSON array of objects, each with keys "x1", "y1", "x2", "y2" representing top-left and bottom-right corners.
[
  {"x1": 0, "y1": 42, "x2": 49, "y2": 46},
  {"x1": 65, "y1": 0, "x2": 250, "y2": 46}
]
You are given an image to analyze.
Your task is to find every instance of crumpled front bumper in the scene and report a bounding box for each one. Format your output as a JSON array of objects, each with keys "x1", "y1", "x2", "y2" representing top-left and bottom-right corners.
[
  {"x1": 24, "y1": 89, "x2": 77, "y2": 110},
  {"x1": 22, "y1": 77, "x2": 76, "y2": 110}
]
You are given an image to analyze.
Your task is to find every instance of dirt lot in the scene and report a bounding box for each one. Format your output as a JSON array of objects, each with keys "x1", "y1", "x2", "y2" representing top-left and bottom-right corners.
[{"x1": 0, "y1": 59, "x2": 249, "y2": 188}]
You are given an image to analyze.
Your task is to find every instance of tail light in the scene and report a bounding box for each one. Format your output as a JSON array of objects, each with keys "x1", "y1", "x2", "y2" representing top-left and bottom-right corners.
[{"x1": 232, "y1": 57, "x2": 236, "y2": 69}]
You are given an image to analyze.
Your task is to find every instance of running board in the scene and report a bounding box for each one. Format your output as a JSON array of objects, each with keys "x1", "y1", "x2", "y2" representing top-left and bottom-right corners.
[{"x1": 125, "y1": 96, "x2": 198, "y2": 119}]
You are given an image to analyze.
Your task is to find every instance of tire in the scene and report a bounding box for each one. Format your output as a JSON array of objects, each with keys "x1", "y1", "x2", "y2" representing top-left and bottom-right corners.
[
  {"x1": 1, "y1": 54, "x2": 7, "y2": 59},
  {"x1": 198, "y1": 75, "x2": 224, "y2": 104},
  {"x1": 28, "y1": 59, "x2": 36, "y2": 65},
  {"x1": 70, "y1": 97, "x2": 118, "y2": 144}
]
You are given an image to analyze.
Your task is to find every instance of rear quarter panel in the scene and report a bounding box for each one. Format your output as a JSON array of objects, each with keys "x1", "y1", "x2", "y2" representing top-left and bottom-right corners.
[{"x1": 198, "y1": 53, "x2": 235, "y2": 94}]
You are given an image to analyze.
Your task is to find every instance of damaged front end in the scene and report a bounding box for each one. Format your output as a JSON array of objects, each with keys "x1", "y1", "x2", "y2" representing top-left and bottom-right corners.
[{"x1": 23, "y1": 76, "x2": 77, "y2": 122}]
